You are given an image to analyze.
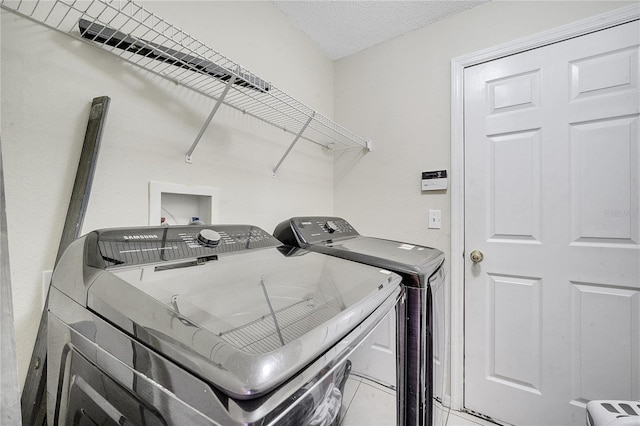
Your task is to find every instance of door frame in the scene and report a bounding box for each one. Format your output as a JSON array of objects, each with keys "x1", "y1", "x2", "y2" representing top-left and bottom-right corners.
[{"x1": 449, "y1": 4, "x2": 640, "y2": 412}]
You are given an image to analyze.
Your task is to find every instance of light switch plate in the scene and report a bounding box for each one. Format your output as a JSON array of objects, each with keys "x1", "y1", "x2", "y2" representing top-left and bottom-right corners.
[{"x1": 428, "y1": 210, "x2": 441, "y2": 229}]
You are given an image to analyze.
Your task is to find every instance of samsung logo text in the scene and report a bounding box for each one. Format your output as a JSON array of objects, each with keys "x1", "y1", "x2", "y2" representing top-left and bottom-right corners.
[{"x1": 123, "y1": 235, "x2": 159, "y2": 240}]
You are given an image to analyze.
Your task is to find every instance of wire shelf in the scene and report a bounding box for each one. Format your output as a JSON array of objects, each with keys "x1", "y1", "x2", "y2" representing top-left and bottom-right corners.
[{"x1": 1, "y1": 0, "x2": 371, "y2": 168}]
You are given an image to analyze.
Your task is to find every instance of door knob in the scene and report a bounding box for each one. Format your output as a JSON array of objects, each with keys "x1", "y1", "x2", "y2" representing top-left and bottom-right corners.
[{"x1": 470, "y1": 250, "x2": 484, "y2": 263}]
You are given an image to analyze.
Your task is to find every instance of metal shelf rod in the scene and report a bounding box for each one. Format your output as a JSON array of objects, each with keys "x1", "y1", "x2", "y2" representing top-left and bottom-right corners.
[
  {"x1": 185, "y1": 75, "x2": 236, "y2": 163},
  {"x1": 272, "y1": 112, "x2": 315, "y2": 176}
]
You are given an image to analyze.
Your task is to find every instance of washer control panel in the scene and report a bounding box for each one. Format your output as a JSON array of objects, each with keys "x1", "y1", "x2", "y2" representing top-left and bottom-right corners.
[
  {"x1": 288, "y1": 217, "x2": 359, "y2": 244},
  {"x1": 89, "y1": 225, "x2": 280, "y2": 268}
]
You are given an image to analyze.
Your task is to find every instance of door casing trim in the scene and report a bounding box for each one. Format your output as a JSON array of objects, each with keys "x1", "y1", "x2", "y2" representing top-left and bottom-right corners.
[{"x1": 449, "y1": 3, "x2": 639, "y2": 412}]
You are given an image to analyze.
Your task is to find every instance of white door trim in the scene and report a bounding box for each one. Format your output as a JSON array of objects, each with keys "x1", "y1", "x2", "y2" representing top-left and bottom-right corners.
[{"x1": 449, "y1": 4, "x2": 640, "y2": 412}]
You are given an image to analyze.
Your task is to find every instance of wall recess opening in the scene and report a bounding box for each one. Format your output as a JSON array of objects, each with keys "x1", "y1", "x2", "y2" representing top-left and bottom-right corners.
[{"x1": 149, "y1": 181, "x2": 219, "y2": 226}]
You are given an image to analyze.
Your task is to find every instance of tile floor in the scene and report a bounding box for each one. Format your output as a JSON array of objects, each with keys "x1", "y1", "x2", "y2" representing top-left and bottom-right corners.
[{"x1": 339, "y1": 375, "x2": 498, "y2": 426}]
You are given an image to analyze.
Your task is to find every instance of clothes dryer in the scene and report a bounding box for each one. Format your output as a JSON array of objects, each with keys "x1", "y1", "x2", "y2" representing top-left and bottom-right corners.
[{"x1": 274, "y1": 217, "x2": 446, "y2": 426}]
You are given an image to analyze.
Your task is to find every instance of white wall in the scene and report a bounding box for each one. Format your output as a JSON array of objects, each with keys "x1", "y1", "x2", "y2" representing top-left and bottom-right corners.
[
  {"x1": 333, "y1": 0, "x2": 634, "y2": 402},
  {"x1": 1, "y1": 1, "x2": 333, "y2": 388},
  {"x1": 334, "y1": 0, "x2": 633, "y2": 251}
]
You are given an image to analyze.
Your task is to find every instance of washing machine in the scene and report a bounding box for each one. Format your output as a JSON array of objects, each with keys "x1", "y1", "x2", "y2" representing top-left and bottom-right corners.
[
  {"x1": 274, "y1": 216, "x2": 446, "y2": 426},
  {"x1": 47, "y1": 224, "x2": 403, "y2": 425}
]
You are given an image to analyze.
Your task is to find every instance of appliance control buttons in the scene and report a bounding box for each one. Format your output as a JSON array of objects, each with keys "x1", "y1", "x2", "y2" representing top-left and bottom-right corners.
[
  {"x1": 197, "y1": 229, "x2": 222, "y2": 247},
  {"x1": 325, "y1": 221, "x2": 339, "y2": 233}
]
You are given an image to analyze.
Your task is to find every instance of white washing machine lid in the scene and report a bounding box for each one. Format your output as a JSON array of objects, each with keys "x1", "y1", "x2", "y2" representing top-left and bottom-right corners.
[{"x1": 69, "y1": 225, "x2": 402, "y2": 399}]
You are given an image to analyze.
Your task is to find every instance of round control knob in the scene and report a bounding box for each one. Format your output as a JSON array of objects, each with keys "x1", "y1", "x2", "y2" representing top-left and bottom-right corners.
[
  {"x1": 197, "y1": 229, "x2": 221, "y2": 247},
  {"x1": 325, "y1": 221, "x2": 339, "y2": 233}
]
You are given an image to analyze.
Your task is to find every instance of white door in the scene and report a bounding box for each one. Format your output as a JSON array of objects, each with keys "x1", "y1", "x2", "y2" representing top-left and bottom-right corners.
[{"x1": 464, "y1": 21, "x2": 639, "y2": 426}]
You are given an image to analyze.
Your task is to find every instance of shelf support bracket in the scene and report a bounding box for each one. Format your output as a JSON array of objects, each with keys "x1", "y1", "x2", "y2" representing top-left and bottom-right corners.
[
  {"x1": 185, "y1": 76, "x2": 236, "y2": 163},
  {"x1": 272, "y1": 112, "x2": 315, "y2": 176}
]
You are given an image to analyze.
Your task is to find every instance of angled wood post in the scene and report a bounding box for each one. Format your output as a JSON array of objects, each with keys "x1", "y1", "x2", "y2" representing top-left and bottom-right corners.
[{"x1": 21, "y1": 96, "x2": 110, "y2": 426}]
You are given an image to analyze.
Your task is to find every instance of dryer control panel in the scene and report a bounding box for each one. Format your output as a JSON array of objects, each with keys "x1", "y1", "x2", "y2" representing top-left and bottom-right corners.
[
  {"x1": 86, "y1": 225, "x2": 280, "y2": 268},
  {"x1": 275, "y1": 216, "x2": 360, "y2": 246}
]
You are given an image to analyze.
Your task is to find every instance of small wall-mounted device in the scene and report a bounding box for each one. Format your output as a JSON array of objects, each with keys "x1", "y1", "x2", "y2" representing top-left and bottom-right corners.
[{"x1": 421, "y1": 170, "x2": 447, "y2": 191}]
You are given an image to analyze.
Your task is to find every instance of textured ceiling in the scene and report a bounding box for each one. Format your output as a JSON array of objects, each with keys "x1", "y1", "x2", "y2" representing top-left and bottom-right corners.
[{"x1": 273, "y1": 1, "x2": 490, "y2": 60}]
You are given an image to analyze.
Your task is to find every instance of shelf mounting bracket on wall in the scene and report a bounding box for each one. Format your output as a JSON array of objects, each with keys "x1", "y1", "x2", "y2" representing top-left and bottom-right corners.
[
  {"x1": 272, "y1": 112, "x2": 315, "y2": 176},
  {"x1": 185, "y1": 76, "x2": 237, "y2": 164}
]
